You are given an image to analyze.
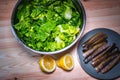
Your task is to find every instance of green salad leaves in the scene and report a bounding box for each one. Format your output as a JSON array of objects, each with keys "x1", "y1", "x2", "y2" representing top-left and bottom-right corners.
[{"x1": 14, "y1": 0, "x2": 82, "y2": 52}]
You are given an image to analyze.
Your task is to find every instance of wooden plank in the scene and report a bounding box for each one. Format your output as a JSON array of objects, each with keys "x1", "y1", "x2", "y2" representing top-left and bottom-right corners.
[{"x1": 0, "y1": 0, "x2": 120, "y2": 80}]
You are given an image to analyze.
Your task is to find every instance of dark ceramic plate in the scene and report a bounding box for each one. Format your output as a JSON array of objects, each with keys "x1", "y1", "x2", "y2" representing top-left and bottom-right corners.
[{"x1": 77, "y1": 28, "x2": 120, "y2": 80}]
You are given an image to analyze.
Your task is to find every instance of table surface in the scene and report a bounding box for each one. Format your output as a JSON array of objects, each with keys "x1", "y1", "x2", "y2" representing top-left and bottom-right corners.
[{"x1": 0, "y1": 0, "x2": 120, "y2": 80}]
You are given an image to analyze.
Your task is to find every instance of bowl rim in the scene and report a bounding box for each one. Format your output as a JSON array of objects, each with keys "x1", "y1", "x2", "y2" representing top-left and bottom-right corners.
[{"x1": 11, "y1": 0, "x2": 86, "y2": 54}]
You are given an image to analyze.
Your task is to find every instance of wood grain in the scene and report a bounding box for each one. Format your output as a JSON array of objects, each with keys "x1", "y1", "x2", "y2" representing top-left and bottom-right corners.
[{"x1": 0, "y1": 0, "x2": 120, "y2": 80}]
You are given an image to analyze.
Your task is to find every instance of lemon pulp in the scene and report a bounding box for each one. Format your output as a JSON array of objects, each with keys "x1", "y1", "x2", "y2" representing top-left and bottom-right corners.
[
  {"x1": 39, "y1": 55, "x2": 56, "y2": 73},
  {"x1": 57, "y1": 54, "x2": 74, "y2": 71}
]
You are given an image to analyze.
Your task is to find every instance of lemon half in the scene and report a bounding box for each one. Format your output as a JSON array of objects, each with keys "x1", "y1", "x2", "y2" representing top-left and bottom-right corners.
[
  {"x1": 57, "y1": 54, "x2": 74, "y2": 71},
  {"x1": 39, "y1": 55, "x2": 56, "y2": 73}
]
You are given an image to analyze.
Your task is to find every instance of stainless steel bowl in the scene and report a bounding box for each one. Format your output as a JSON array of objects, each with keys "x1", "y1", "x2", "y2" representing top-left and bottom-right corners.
[{"x1": 11, "y1": 0, "x2": 86, "y2": 54}]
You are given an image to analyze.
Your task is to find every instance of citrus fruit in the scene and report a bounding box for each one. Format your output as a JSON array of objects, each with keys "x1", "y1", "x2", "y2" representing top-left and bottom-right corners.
[
  {"x1": 57, "y1": 54, "x2": 74, "y2": 71},
  {"x1": 39, "y1": 55, "x2": 56, "y2": 73}
]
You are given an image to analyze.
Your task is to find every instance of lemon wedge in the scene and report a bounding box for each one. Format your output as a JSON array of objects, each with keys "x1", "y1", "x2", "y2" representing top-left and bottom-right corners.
[
  {"x1": 57, "y1": 54, "x2": 74, "y2": 71},
  {"x1": 39, "y1": 55, "x2": 56, "y2": 73}
]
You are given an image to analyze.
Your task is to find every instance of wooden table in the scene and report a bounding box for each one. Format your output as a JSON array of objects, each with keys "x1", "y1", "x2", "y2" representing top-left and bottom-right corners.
[{"x1": 0, "y1": 0, "x2": 120, "y2": 80}]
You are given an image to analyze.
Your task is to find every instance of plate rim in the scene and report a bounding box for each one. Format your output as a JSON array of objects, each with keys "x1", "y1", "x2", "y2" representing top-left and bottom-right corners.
[{"x1": 77, "y1": 28, "x2": 120, "y2": 80}]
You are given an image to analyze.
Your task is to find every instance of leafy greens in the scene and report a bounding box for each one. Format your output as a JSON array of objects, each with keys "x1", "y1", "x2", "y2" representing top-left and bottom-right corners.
[{"x1": 14, "y1": 0, "x2": 82, "y2": 52}]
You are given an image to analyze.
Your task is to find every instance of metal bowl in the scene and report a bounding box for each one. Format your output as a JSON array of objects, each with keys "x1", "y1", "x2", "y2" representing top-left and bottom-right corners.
[{"x1": 11, "y1": 0, "x2": 86, "y2": 54}]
